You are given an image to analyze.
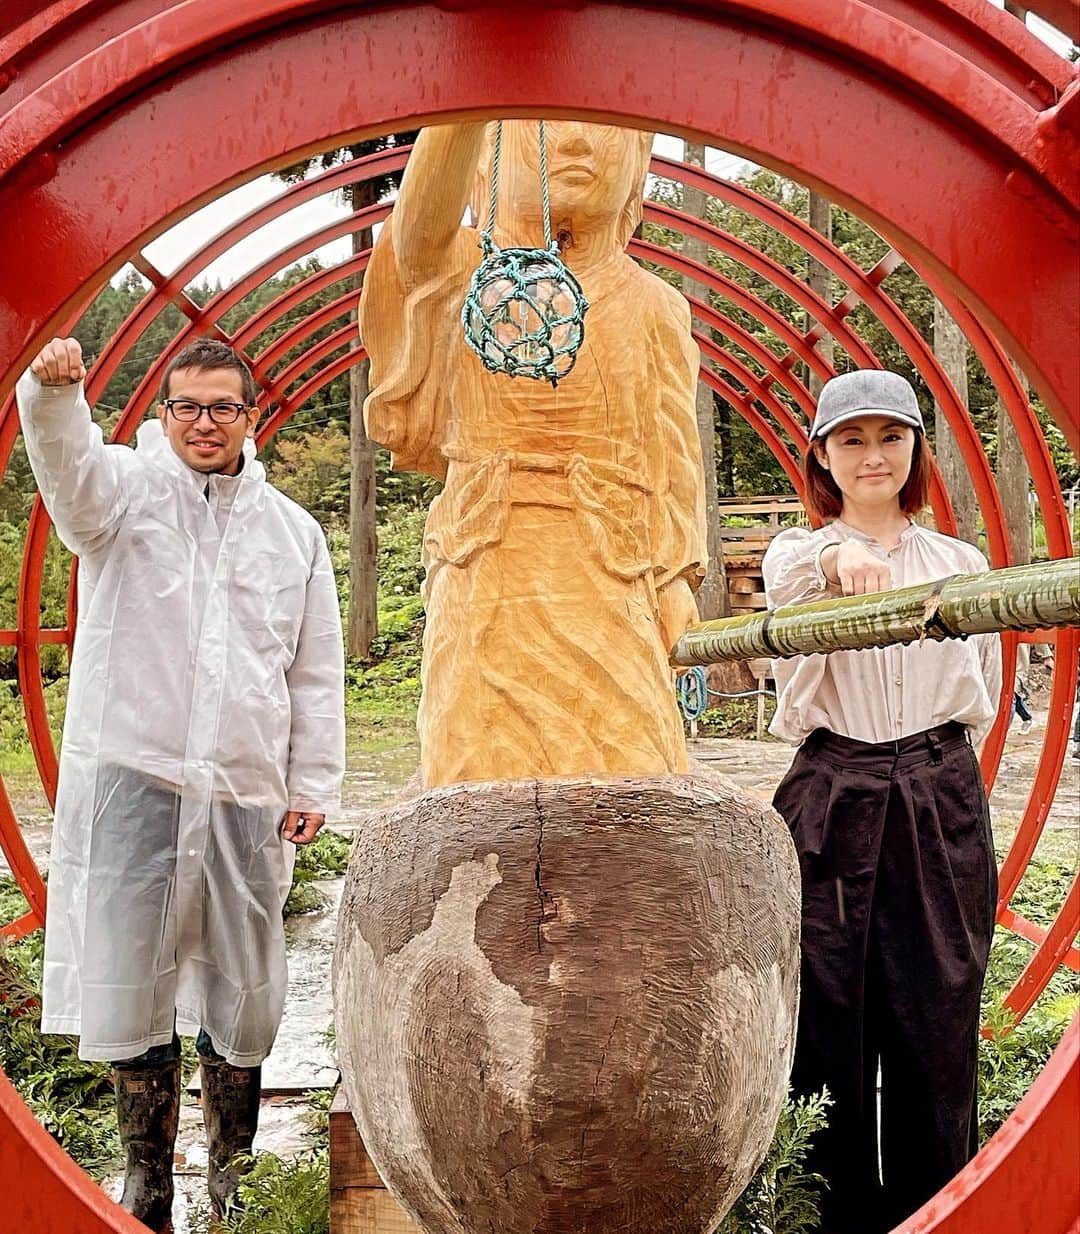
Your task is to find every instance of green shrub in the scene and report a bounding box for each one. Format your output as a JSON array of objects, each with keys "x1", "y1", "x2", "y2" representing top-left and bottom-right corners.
[
  {"x1": 284, "y1": 829, "x2": 352, "y2": 918},
  {"x1": 715, "y1": 1090, "x2": 832, "y2": 1234},
  {"x1": 977, "y1": 854, "x2": 1079, "y2": 1144},
  {"x1": 0, "y1": 675, "x2": 68, "y2": 771},
  {"x1": 0, "y1": 916, "x2": 121, "y2": 1178},
  {"x1": 693, "y1": 694, "x2": 777, "y2": 739},
  {"x1": 212, "y1": 1150, "x2": 330, "y2": 1234}
]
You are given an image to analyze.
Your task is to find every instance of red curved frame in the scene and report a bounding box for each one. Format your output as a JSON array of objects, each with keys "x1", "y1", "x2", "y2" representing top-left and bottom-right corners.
[{"x1": 0, "y1": 3, "x2": 1076, "y2": 1232}]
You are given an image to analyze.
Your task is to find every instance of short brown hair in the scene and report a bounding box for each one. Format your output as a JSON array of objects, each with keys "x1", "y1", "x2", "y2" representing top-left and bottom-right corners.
[
  {"x1": 803, "y1": 431, "x2": 933, "y2": 521},
  {"x1": 159, "y1": 338, "x2": 258, "y2": 406}
]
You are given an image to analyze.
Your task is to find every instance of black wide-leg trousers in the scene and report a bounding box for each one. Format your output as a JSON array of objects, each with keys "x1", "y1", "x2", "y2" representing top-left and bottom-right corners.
[{"x1": 773, "y1": 723, "x2": 997, "y2": 1234}]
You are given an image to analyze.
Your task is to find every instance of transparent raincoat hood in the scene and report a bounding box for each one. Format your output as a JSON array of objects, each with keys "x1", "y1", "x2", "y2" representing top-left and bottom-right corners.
[{"x1": 17, "y1": 372, "x2": 345, "y2": 1065}]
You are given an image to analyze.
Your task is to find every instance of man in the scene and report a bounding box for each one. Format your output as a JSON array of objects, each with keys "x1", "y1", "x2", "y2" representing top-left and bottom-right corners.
[{"x1": 17, "y1": 336, "x2": 346, "y2": 1232}]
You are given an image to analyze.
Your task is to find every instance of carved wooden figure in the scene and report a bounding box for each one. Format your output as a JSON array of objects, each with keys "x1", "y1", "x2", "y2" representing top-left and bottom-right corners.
[
  {"x1": 359, "y1": 121, "x2": 706, "y2": 787},
  {"x1": 335, "y1": 122, "x2": 800, "y2": 1234}
]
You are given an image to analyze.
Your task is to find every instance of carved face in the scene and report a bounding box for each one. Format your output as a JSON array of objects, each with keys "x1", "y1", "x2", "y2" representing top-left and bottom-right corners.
[{"x1": 475, "y1": 120, "x2": 652, "y2": 245}]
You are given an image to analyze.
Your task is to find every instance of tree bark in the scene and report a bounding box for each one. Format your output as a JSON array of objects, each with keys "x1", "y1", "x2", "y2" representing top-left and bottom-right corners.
[
  {"x1": 348, "y1": 179, "x2": 379, "y2": 659},
  {"x1": 681, "y1": 142, "x2": 730, "y2": 620},
  {"x1": 806, "y1": 191, "x2": 833, "y2": 400},
  {"x1": 998, "y1": 361, "x2": 1033, "y2": 564},
  {"x1": 932, "y1": 299, "x2": 980, "y2": 544},
  {"x1": 334, "y1": 770, "x2": 799, "y2": 1234}
]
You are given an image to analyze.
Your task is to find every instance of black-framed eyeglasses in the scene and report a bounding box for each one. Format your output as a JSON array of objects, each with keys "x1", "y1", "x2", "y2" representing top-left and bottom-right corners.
[{"x1": 164, "y1": 399, "x2": 250, "y2": 425}]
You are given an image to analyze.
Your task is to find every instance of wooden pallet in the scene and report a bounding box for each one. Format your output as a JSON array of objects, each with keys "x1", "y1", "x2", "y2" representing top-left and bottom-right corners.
[
  {"x1": 725, "y1": 554, "x2": 767, "y2": 615},
  {"x1": 330, "y1": 1088, "x2": 420, "y2": 1234}
]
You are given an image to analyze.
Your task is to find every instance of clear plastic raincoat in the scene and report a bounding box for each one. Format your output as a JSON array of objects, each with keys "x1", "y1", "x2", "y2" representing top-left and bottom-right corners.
[{"x1": 17, "y1": 372, "x2": 345, "y2": 1065}]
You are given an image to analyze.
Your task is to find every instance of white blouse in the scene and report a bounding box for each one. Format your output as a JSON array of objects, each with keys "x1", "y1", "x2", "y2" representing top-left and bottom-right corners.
[{"x1": 762, "y1": 521, "x2": 1003, "y2": 747}]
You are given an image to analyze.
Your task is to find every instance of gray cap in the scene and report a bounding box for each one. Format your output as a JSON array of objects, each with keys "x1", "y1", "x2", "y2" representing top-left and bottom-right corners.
[{"x1": 810, "y1": 370, "x2": 924, "y2": 440}]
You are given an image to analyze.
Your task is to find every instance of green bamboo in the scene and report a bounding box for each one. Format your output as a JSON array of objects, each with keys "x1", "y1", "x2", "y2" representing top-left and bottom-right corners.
[{"x1": 671, "y1": 558, "x2": 1080, "y2": 667}]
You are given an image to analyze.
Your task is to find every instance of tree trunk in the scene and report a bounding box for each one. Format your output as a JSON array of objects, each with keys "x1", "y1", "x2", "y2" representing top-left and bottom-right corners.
[
  {"x1": 998, "y1": 361, "x2": 1033, "y2": 564},
  {"x1": 716, "y1": 395, "x2": 734, "y2": 497},
  {"x1": 681, "y1": 142, "x2": 729, "y2": 620},
  {"x1": 334, "y1": 770, "x2": 799, "y2": 1234},
  {"x1": 806, "y1": 191, "x2": 833, "y2": 400},
  {"x1": 932, "y1": 299, "x2": 980, "y2": 544},
  {"x1": 348, "y1": 181, "x2": 379, "y2": 659}
]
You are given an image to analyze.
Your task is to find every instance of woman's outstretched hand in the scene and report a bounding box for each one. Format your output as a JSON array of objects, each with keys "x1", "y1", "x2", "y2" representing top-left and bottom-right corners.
[{"x1": 821, "y1": 541, "x2": 893, "y2": 596}]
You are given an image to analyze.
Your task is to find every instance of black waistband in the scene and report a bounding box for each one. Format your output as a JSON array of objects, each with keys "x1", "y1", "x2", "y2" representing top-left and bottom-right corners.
[{"x1": 804, "y1": 721, "x2": 969, "y2": 770}]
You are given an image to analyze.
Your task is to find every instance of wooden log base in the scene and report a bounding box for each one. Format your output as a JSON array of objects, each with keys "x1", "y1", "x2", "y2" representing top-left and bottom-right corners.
[{"x1": 333, "y1": 766, "x2": 800, "y2": 1234}]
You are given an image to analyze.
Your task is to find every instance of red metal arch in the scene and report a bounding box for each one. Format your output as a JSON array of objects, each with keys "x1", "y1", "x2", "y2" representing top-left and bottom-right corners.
[
  {"x1": 0, "y1": 3, "x2": 1076, "y2": 436},
  {"x1": 6, "y1": 144, "x2": 1069, "y2": 1003},
  {"x1": 0, "y1": 3, "x2": 1077, "y2": 1232}
]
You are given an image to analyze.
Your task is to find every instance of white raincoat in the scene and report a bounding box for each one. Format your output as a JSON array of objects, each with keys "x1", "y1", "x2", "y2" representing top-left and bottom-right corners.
[{"x1": 17, "y1": 371, "x2": 345, "y2": 1066}]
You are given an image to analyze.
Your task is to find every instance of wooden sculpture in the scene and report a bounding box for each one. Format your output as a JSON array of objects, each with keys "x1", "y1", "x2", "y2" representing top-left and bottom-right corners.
[
  {"x1": 334, "y1": 121, "x2": 800, "y2": 1234},
  {"x1": 357, "y1": 120, "x2": 706, "y2": 787}
]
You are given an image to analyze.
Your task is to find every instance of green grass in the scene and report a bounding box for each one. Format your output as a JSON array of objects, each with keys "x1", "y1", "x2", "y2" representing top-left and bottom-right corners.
[
  {"x1": 978, "y1": 850, "x2": 1080, "y2": 1143},
  {"x1": 694, "y1": 694, "x2": 779, "y2": 739}
]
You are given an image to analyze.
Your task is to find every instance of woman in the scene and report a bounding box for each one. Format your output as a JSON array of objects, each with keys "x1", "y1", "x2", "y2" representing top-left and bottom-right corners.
[{"x1": 763, "y1": 370, "x2": 1002, "y2": 1234}]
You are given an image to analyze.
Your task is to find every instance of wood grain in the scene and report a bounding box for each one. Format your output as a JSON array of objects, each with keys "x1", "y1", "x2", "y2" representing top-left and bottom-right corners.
[{"x1": 333, "y1": 765, "x2": 800, "y2": 1234}]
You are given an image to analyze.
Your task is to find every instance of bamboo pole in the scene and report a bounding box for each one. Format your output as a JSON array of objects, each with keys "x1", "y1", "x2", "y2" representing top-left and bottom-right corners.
[{"x1": 671, "y1": 559, "x2": 1080, "y2": 666}]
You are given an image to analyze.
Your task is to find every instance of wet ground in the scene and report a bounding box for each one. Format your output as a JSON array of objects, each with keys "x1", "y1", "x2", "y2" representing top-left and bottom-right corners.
[{"x1": 4, "y1": 704, "x2": 1077, "y2": 1229}]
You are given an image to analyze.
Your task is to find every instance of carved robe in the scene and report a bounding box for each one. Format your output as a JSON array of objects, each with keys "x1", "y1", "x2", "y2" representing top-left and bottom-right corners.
[{"x1": 362, "y1": 222, "x2": 706, "y2": 786}]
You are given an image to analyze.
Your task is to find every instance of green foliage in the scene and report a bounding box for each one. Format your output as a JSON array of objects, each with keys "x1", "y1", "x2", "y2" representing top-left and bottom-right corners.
[
  {"x1": 211, "y1": 1150, "x2": 330, "y2": 1234},
  {"x1": 270, "y1": 427, "x2": 351, "y2": 527},
  {"x1": 341, "y1": 506, "x2": 426, "y2": 733},
  {"x1": 977, "y1": 855, "x2": 1080, "y2": 1144},
  {"x1": 694, "y1": 695, "x2": 777, "y2": 739},
  {"x1": 0, "y1": 909, "x2": 121, "y2": 1178},
  {"x1": 716, "y1": 1090, "x2": 832, "y2": 1234},
  {"x1": 374, "y1": 507, "x2": 428, "y2": 598},
  {"x1": 0, "y1": 521, "x2": 71, "y2": 666},
  {"x1": 0, "y1": 876, "x2": 29, "y2": 924},
  {"x1": 0, "y1": 675, "x2": 68, "y2": 773},
  {"x1": 284, "y1": 829, "x2": 352, "y2": 918},
  {"x1": 302, "y1": 1084, "x2": 336, "y2": 1141}
]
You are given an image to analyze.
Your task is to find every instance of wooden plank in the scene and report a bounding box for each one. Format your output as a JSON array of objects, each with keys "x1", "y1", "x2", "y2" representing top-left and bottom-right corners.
[
  {"x1": 716, "y1": 495, "x2": 804, "y2": 514},
  {"x1": 330, "y1": 1187, "x2": 421, "y2": 1234},
  {"x1": 729, "y1": 577, "x2": 758, "y2": 594},
  {"x1": 330, "y1": 1090, "x2": 384, "y2": 1189},
  {"x1": 717, "y1": 527, "x2": 776, "y2": 540},
  {"x1": 329, "y1": 1088, "x2": 421, "y2": 1234}
]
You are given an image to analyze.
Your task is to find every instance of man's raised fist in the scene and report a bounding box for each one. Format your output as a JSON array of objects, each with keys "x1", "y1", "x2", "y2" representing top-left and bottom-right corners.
[{"x1": 30, "y1": 337, "x2": 86, "y2": 386}]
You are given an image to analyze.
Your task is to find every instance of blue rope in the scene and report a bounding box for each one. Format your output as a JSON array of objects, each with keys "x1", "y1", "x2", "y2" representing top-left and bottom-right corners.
[
  {"x1": 463, "y1": 121, "x2": 588, "y2": 387},
  {"x1": 676, "y1": 667, "x2": 709, "y2": 721}
]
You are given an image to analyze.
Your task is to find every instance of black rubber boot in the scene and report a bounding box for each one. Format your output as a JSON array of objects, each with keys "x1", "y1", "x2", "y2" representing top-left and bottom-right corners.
[
  {"x1": 200, "y1": 1056, "x2": 262, "y2": 1223},
  {"x1": 113, "y1": 1060, "x2": 180, "y2": 1234}
]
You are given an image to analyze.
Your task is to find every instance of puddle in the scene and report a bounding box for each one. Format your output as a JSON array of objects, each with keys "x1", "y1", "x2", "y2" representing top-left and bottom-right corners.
[{"x1": 265, "y1": 878, "x2": 344, "y2": 1091}]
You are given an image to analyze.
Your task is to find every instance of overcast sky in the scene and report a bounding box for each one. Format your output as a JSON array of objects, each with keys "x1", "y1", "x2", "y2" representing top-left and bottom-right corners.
[{"x1": 124, "y1": 4, "x2": 1075, "y2": 296}]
